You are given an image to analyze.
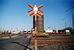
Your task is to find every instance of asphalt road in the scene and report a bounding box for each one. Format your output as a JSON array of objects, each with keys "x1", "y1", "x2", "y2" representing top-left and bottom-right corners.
[{"x1": 0, "y1": 35, "x2": 32, "y2": 50}]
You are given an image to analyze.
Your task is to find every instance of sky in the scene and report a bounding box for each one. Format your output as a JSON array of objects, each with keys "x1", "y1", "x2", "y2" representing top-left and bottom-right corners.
[{"x1": 0, "y1": 0, "x2": 74, "y2": 31}]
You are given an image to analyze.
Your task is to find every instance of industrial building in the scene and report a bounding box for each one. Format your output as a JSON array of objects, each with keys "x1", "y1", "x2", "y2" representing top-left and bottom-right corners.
[{"x1": 33, "y1": 15, "x2": 44, "y2": 33}]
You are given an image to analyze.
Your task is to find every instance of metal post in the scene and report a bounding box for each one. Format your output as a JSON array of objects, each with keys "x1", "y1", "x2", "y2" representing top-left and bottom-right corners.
[
  {"x1": 28, "y1": 4, "x2": 43, "y2": 50},
  {"x1": 34, "y1": 14, "x2": 38, "y2": 50}
]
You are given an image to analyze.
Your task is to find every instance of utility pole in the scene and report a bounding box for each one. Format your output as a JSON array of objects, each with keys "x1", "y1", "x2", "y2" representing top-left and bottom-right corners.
[
  {"x1": 66, "y1": 2, "x2": 74, "y2": 29},
  {"x1": 65, "y1": 20, "x2": 67, "y2": 28},
  {"x1": 72, "y1": 14, "x2": 74, "y2": 29}
]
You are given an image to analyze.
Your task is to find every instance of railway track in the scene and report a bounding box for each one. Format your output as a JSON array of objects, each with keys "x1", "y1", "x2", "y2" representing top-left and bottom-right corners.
[{"x1": 31, "y1": 35, "x2": 74, "y2": 46}]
